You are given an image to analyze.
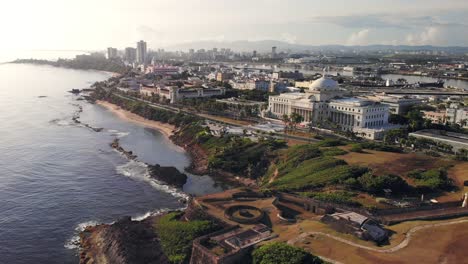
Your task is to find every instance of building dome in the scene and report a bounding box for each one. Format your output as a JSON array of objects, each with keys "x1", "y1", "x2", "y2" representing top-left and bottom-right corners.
[{"x1": 309, "y1": 76, "x2": 339, "y2": 91}]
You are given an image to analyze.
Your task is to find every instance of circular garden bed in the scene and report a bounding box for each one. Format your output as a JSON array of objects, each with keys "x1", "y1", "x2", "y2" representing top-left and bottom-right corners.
[{"x1": 224, "y1": 205, "x2": 264, "y2": 224}]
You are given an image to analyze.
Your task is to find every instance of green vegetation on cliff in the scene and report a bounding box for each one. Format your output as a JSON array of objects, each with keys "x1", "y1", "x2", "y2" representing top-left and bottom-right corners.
[
  {"x1": 154, "y1": 212, "x2": 217, "y2": 264},
  {"x1": 252, "y1": 242, "x2": 324, "y2": 264},
  {"x1": 264, "y1": 144, "x2": 368, "y2": 191},
  {"x1": 300, "y1": 191, "x2": 361, "y2": 207},
  {"x1": 176, "y1": 123, "x2": 286, "y2": 178}
]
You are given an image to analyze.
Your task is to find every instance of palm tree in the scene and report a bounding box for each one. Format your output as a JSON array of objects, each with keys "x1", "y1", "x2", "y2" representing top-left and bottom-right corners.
[
  {"x1": 282, "y1": 114, "x2": 290, "y2": 133},
  {"x1": 290, "y1": 112, "x2": 304, "y2": 132}
]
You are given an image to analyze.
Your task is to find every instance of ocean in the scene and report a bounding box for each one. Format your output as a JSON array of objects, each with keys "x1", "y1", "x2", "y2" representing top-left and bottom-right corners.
[{"x1": 0, "y1": 63, "x2": 224, "y2": 264}]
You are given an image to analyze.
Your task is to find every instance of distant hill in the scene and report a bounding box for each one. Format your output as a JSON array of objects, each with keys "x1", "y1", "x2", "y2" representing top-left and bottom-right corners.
[{"x1": 165, "y1": 40, "x2": 468, "y2": 54}]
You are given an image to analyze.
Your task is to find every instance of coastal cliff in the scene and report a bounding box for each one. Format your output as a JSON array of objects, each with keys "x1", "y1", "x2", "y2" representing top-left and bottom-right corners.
[
  {"x1": 79, "y1": 216, "x2": 169, "y2": 264},
  {"x1": 170, "y1": 131, "x2": 209, "y2": 175},
  {"x1": 79, "y1": 202, "x2": 223, "y2": 264}
]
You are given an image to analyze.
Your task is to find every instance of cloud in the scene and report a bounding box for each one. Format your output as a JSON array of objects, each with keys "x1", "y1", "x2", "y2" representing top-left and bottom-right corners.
[
  {"x1": 347, "y1": 29, "x2": 371, "y2": 45},
  {"x1": 405, "y1": 24, "x2": 468, "y2": 46},
  {"x1": 309, "y1": 12, "x2": 468, "y2": 30},
  {"x1": 134, "y1": 25, "x2": 167, "y2": 47},
  {"x1": 281, "y1": 33, "x2": 297, "y2": 44}
]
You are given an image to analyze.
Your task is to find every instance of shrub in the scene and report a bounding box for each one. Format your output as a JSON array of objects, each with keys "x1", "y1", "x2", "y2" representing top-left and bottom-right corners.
[
  {"x1": 252, "y1": 242, "x2": 323, "y2": 264},
  {"x1": 315, "y1": 138, "x2": 347, "y2": 147},
  {"x1": 359, "y1": 142, "x2": 402, "y2": 153},
  {"x1": 350, "y1": 144, "x2": 363, "y2": 153},
  {"x1": 358, "y1": 173, "x2": 408, "y2": 194},
  {"x1": 322, "y1": 147, "x2": 348, "y2": 156},
  {"x1": 155, "y1": 212, "x2": 217, "y2": 263},
  {"x1": 302, "y1": 191, "x2": 361, "y2": 207},
  {"x1": 407, "y1": 168, "x2": 452, "y2": 191}
]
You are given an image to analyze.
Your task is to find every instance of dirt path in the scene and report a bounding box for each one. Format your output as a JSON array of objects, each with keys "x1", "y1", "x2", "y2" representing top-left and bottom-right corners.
[{"x1": 288, "y1": 219, "x2": 468, "y2": 254}]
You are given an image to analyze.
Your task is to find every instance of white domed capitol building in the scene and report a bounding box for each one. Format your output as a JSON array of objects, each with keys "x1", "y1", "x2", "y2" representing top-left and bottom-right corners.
[{"x1": 266, "y1": 76, "x2": 398, "y2": 140}]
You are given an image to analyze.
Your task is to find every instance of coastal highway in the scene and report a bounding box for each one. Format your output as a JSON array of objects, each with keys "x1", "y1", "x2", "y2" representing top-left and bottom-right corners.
[{"x1": 111, "y1": 93, "x2": 319, "y2": 143}]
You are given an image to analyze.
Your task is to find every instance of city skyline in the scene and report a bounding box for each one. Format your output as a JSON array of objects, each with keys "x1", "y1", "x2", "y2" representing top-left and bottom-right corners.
[{"x1": 1, "y1": 0, "x2": 468, "y2": 52}]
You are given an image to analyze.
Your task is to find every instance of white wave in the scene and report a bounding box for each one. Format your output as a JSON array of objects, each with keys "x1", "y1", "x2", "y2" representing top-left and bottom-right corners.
[
  {"x1": 64, "y1": 220, "x2": 101, "y2": 250},
  {"x1": 50, "y1": 118, "x2": 73, "y2": 127},
  {"x1": 131, "y1": 208, "x2": 180, "y2": 221},
  {"x1": 107, "y1": 129, "x2": 130, "y2": 138},
  {"x1": 115, "y1": 160, "x2": 189, "y2": 200}
]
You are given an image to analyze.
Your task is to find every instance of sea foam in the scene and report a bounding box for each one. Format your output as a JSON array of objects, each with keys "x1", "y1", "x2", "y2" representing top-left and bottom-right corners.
[
  {"x1": 64, "y1": 220, "x2": 100, "y2": 250},
  {"x1": 115, "y1": 160, "x2": 189, "y2": 200}
]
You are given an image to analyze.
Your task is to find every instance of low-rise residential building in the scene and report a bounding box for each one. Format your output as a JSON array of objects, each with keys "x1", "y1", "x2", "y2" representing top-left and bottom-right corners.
[
  {"x1": 216, "y1": 72, "x2": 234, "y2": 82},
  {"x1": 272, "y1": 70, "x2": 303, "y2": 80},
  {"x1": 145, "y1": 65, "x2": 179, "y2": 75},
  {"x1": 230, "y1": 80, "x2": 270, "y2": 91},
  {"x1": 422, "y1": 110, "x2": 447, "y2": 124}
]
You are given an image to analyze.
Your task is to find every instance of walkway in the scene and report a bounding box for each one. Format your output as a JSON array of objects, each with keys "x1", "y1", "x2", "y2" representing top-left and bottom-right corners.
[{"x1": 288, "y1": 219, "x2": 468, "y2": 254}]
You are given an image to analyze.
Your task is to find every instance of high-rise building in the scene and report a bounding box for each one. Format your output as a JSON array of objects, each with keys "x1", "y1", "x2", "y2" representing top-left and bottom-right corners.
[
  {"x1": 124, "y1": 47, "x2": 137, "y2": 63},
  {"x1": 107, "y1": 47, "x2": 118, "y2": 59},
  {"x1": 136, "y1": 40, "x2": 147, "y2": 64},
  {"x1": 271, "y1": 46, "x2": 277, "y2": 58},
  {"x1": 253, "y1": 50, "x2": 257, "y2": 58}
]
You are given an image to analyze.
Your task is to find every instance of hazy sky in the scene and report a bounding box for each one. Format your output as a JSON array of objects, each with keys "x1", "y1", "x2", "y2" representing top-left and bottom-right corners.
[{"x1": 1, "y1": 0, "x2": 468, "y2": 51}]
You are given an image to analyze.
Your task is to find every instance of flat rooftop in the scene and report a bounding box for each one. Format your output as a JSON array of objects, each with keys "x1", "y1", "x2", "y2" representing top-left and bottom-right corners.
[
  {"x1": 331, "y1": 212, "x2": 368, "y2": 226},
  {"x1": 331, "y1": 97, "x2": 373, "y2": 106},
  {"x1": 209, "y1": 224, "x2": 273, "y2": 251}
]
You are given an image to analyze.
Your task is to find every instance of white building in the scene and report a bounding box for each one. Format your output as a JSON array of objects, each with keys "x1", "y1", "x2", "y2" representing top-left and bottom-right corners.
[
  {"x1": 446, "y1": 103, "x2": 468, "y2": 128},
  {"x1": 230, "y1": 80, "x2": 271, "y2": 91},
  {"x1": 141, "y1": 84, "x2": 226, "y2": 104},
  {"x1": 366, "y1": 94, "x2": 424, "y2": 115},
  {"x1": 267, "y1": 76, "x2": 396, "y2": 139}
]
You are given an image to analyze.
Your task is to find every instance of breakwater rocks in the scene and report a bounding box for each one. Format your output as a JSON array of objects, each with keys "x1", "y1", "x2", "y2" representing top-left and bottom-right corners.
[
  {"x1": 79, "y1": 216, "x2": 169, "y2": 264},
  {"x1": 111, "y1": 138, "x2": 189, "y2": 188},
  {"x1": 148, "y1": 164, "x2": 188, "y2": 189},
  {"x1": 111, "y1": 139, "x2": 137, "y2": 160},
  {"x1": 71, "y1": 103, "x2": 104, "y2": 132}
]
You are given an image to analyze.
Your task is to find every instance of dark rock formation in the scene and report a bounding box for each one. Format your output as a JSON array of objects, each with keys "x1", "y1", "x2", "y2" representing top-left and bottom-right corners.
[
  {"x1": 111, "y1": 139, "x2": 137, "y2": 160},
  {"x1": 148, "y1": 164, "x2": 188, "y2": 188},
  {"x1": 79, "y1": 216, "x2": 169, "y2": 264}
]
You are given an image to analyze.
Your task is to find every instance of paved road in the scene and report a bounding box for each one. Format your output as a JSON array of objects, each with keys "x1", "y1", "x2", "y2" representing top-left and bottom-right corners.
[{"x1": 112, "y1": 93, "x2": 320, "y2": 143}]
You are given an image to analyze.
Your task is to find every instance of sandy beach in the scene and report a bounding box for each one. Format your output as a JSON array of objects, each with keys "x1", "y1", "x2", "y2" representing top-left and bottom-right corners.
[{"x1": 96, "y1": 100, "x2": 175, "y2": 138}]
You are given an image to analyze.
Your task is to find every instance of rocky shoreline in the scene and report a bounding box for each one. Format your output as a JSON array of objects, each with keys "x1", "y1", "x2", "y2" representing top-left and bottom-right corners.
[
  {"x1": 79, "y1": 138, "x2": 191, "y2": 264},
  {"x1": 110, "y1": 138, "x2": 188, "y2": 189},
  {"x1": 77, "y1": 99, "x2": 234, "y2": 264},
  {"x1": 79, "y1": 216, "x2": 170, "y2": 264},
  {"x1": 79, "y1": 200, "x2": 225, "y2": 264}
]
